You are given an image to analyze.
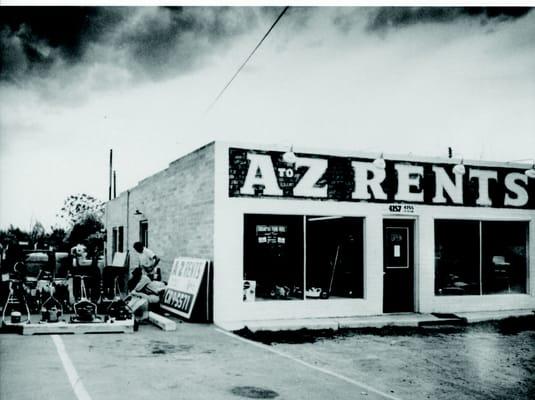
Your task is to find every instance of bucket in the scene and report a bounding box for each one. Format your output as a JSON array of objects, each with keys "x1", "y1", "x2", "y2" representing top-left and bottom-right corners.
[{"x1": 11, "y1": 311, "x2": 21, "y2": 323}]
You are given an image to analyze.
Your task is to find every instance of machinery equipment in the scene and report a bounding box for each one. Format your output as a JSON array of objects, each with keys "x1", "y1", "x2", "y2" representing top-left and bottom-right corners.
[
  {"x1": 1, "y1": 279, "x2": 31, "y2": 326},
  {"x1": 105, "y1": 277, "x2": 132, "y2": 321},
  {"x1": 70, "y1": 275, "x2": 100, "y2": 323},
  {"x1": 40, "y1": 286, "x2": 63, "y2": 323}
]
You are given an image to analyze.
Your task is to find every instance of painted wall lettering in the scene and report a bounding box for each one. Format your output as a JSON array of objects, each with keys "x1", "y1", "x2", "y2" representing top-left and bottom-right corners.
[
  {"x1": 228, "y1": 148, "x2": 535, "y2": 209},
  {"x1": 394, "y1": 164, "x2": 424, "y2": 202},
  {"x1": 504, "y1": 173, "x2": 529, "y2": 207},
  {"x1": 351, "y1": 161, "x2": 387, "y2": 200},
  {"x1": 239, "y1": 153, "x2": 283, "y2": 196},
  {"x1": 293, "y1": 157, "x2": 328, "y2": 198},
  {"x1": 432, "y1": 166, "x2": 463, "y2": 204},
  {"x1": 469, "y1": 169, "x2": 498, "y2": 206}
]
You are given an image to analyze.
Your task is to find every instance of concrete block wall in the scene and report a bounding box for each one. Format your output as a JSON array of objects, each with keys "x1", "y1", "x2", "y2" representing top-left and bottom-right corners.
[{"x1": 105, "y1": 143, "x2": 215, "y2": 280}]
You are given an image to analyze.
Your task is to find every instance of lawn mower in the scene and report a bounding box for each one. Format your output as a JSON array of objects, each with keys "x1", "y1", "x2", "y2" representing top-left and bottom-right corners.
[
  {"x1": 104, "y1": 277, "x2": 132, "y2": 322},
  {"x1": 70, "y1": 275, "x2": 100, "y2": 323}
]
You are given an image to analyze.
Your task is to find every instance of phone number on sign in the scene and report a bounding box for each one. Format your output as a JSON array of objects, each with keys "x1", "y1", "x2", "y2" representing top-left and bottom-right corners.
[{"x1": 163, "y1": 289, "x2": 193, "y2": 313}]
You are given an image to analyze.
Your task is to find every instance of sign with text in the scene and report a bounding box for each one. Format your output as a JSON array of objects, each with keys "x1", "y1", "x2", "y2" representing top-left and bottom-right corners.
[
  {"x1": 228, "y1": 148, "x2": 535, "y2": 209},
  {"x1": 387, "y1": 204, "x2": 416, "y2": 214},
  {"x1": 161, "y1": 257, "x2": 209, "y2": 319}
]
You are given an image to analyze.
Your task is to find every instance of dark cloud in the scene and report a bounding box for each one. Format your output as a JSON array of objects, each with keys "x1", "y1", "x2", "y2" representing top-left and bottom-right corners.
[
  {"x1": 0, "y1": 7, "x2": 263, "y2": 83},
  {"x1": 110, "y1": 7, "x2": 260, "y2": 78},
  {"x1": 366, "y1": 7, "x2": 532, "y2": 32},
  {"x1": 2, "y1": 7, "x2": 530, "y2": 86}
]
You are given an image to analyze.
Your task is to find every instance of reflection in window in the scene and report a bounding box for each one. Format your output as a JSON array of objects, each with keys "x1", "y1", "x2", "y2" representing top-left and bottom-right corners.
[{"x1": 435, "y1": 220, "x2": 528, "y2": 296}]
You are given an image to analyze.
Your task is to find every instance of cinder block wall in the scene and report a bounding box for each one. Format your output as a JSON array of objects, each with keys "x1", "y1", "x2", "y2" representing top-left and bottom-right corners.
[{"x1": 105, "y1": 143, "x2": 215, "y2": 280}]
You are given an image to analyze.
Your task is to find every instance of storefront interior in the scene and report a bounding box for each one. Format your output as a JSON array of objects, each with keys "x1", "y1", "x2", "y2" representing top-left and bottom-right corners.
[
  {"x1": 434, "y1": 220, "x2": 528, "y2": 296},
  {"x1": 243, "y1": 214, "x2": 364, "y2": 301}
]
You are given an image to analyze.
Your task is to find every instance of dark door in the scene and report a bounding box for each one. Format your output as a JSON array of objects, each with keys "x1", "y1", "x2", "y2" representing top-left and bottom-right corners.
[{"x1": 383, "y1": 219, "x2": 414, "y2": 313}]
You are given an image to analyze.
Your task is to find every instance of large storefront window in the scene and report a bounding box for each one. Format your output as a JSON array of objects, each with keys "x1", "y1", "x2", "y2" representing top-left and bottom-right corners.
[
  {"x1": 435, "y1": 221, "x2": 480, "y2": 295},
  {"x1": 306, "y1": 217, "x2": 364, "y2": 299},
  {"x1": 435, "y1": 220, "x2": 528, "y2": 296},
  {"x1": 481, "y1": 221, "x2": 528, "y2": 294},
  {"x1": 244, "y1": 214, "x2": 304, "y2": 300},
  {"x1": 243, "y1": 214, "x2": 364, "y2": 301}
]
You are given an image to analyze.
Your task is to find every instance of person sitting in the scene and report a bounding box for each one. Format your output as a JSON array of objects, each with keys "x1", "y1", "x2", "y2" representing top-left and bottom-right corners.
[{"x1": 127, "y1": 267, "x2": 166, "y2": 321}]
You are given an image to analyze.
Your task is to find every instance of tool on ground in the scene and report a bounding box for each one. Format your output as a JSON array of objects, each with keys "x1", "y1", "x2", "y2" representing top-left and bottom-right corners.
[
  {"x1": 71, "y1": 275, "x2": 99, "y2": 323},
  {"x1": 1, "y1": 279, "x2": 31, "y2": 326},
  {"x1": 105, "y1": 277, "x2": 132, "y2": 321},
  {"x1": 40, "y1": 285, "x2": 63, "y2": 323},
  {"x1": 327, "y1": 245, "x2": 340, "y2": 297}
]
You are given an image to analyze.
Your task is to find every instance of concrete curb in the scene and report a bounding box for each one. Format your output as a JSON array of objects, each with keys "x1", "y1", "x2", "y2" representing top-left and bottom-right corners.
[{"x1": 236, "y1": 310, "x2": 535, "y2": 332}]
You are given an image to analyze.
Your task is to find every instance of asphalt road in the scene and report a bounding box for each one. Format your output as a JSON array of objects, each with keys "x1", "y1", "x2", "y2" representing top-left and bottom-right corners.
[{"x1": 1, "y1": 317, "x2": 534, "y2": 400}]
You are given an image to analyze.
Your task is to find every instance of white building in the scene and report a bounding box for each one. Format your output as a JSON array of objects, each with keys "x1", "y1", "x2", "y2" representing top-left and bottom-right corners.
[{"x1": 106, "y1": 141, "x2": 535, "y2": 330}]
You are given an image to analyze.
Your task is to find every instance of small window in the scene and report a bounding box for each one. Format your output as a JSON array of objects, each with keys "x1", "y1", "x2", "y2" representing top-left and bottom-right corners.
[
  {"x1": 140, "y1": 220, "x2": 148, "y2": 247},
  {"x1": 112, "y1": 227, "x2": 118, "y2": 254},
  {"x1": 118, "y1": 226, "x2": 124, "y2": 252}
]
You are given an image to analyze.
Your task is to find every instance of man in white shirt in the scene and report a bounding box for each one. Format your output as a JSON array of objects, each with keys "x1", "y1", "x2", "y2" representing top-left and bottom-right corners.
[{"x1": 133, "y1": 242, "x2": 161, "y2": 281}]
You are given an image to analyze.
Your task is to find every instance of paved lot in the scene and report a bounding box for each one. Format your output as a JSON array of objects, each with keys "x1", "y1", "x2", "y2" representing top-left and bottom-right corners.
[{"x1": 1, "y1": 316, "x2": 534, "y2": 400}]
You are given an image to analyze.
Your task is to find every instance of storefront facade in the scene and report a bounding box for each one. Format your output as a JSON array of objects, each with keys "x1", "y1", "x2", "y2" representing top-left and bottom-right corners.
[{"x1": 107, "y1": 141, "x2": 535, "y2": 330}]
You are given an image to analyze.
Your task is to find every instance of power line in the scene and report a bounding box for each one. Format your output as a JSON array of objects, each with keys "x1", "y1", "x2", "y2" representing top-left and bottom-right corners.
[{"x1": 205, "y1": 6, "x2": 290, "y2": 114}]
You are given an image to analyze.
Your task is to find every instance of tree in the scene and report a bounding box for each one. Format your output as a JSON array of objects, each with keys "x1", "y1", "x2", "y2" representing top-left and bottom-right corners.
[
  {"x1": 30, "y1": 221, "x2": 46, "y2": 248},
  {"x1": 47, "y1": 227, "x2": 68, "y2": 252},
  {"x1": 57, "y1": 193, "x2": 105, "y2": 256},
  {"x1": 0, "y1": 225, "x2": 30, "y2": 244},
  {"x1": 67, "y1": 214, "x2": 104, "y2": 256},
  {"x1": 57, "y1": 193, "x2": 104, "y2": 227}
]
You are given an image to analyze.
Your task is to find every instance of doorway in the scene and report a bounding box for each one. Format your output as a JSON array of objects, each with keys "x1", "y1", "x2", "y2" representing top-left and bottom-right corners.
[{"x1": 383, "y1": 219, "x2": 415, "y2": 313}]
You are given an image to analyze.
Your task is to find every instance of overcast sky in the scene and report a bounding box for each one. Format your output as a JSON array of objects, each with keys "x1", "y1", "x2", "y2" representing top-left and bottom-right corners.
[{"x1": 1, "y1": 6, "x2": 534, "y2": 230}]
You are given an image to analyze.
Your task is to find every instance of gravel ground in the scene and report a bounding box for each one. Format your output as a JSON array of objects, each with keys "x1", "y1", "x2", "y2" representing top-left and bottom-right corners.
[{"x1": 238, "y1": 316, "x2": 535, "y2": 400}]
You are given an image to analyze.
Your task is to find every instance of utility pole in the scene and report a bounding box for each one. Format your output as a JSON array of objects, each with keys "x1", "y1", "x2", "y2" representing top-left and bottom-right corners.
[{"x1": 109, "y1": 149, "x2": 113, "y2": 200}]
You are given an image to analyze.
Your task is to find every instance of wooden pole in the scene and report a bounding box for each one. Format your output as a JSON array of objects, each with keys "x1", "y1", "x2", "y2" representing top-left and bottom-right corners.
[{"x1": 109, "y1": 149, "x2": 113, "y2": 200}]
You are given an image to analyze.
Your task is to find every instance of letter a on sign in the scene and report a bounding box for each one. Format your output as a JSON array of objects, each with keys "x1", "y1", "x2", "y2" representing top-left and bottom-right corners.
[{"x1": 240, "y1": 153, "x2": 283, "y2": 196}]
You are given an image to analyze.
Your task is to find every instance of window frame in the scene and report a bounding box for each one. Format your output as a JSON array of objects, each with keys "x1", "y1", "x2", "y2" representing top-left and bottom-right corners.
[
  {"x1": 243, "y1": 213, "x2": 365, "y2": 302},
  {"x1": 139, "y1": 220, "x2": 149, "y2": 247},
  {"x1": 434, "y1": 218, "x2": 529, "y2": 296}
]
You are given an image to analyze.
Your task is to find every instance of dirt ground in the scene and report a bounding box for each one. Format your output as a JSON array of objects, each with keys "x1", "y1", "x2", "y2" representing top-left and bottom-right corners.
[
  {"x1": 239, "y1": 316, "x2": 535, "y2": 400},
  {"x1": 1, "y1": 316, "x2": 534, "y2": 400}
]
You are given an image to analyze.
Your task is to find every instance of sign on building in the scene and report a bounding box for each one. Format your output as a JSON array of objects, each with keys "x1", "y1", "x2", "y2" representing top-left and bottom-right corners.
[
  {"x1": 161, "y1": 257, "x2": 210, "y2": 320},
  {"x1": 229, "y1": 148, "x2": 534, "y2": 209}
]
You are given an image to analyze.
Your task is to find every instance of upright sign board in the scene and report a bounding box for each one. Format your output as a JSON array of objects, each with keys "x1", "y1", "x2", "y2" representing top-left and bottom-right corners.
[{"x1": 161, "y1": 257, "x2": 209, "y2": 320}]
